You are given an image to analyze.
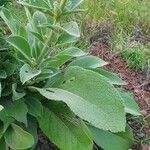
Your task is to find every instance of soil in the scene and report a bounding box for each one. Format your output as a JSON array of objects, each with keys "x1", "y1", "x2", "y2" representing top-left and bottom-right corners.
[
  {"x1": 36, "y1": 40, "x2": 150, "y2": 150},
  {"x1": 90, "y1": 40, "x2": 150, "y2": 150}
]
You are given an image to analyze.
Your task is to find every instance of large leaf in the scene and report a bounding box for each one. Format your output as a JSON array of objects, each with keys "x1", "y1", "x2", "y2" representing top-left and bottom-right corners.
[
  {"x1": 61, "y1": 67, "x2": 126, "y2": 132},
  {"x1": 69, "y1": 56, "x2": 108, "y2": 68},
  {"x1": 3, "y1": 62, "x2": 16, "y2": 76},
  {"x1": 4, "y1": 124, "x2": 34, "y2": 150},
  {"x1": 56, "y1": 34, "x2": 78, "y2": 45},
  {"x1": 0, "y1": 7, "x2": 26, "y2": 37},
  {"x1": 32, "y1": 11, "x2": 47, "y2": 35},
  {"x1": 0, "y1": 110, "x2": 14, "y2": 132},
  {"x1": 88, "y1": 124, "x2": 133, "y2": 150},
  {"x1": 0, "y1": 7, "x2": 19, "y2": 34},
  {"x1": 118, "y1": 89, "x2": 141, "y2": 116},
  {"x1": 92, "y1": 68, "x2": 126, "y2": 85},
  {"x1": 3, "y1": 100, "x2": 28, "y2": 125},
  {"x1": 31, "y1": 68, "x2": 125, "y2": 132},
  {"x1": 7, "y1": 36, "x2": 32, "y2": 63},
  {"x1": 20, "y1": 64, "x2": 41, "y2": 84},
  {"x1": 46, "y1": 47, "x2": 86, "y2": 68},
  {"x1": 12, "y1": 83, "x2": 26, "y2": 101},
  {"x1": 58, "y1": 47, "x2": 86, "y2": 57},
  {"x1": 50, "y1": 21, "x2": 80, "y2": 38},
  {"x1": 38, "y1": 102, "x2": 93, "y2": 150},
  {"x1": 25, "y1": 97, "x2": 43, "y2": 118},
  {"x1": 18, "y1": 0, "x2": 53, "y2": 15}
]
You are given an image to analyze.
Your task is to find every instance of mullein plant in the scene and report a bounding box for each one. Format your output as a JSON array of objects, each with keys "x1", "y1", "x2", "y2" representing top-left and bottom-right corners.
[{"x1": 0, "y1": 0, "x2": 141, "y2": 150}]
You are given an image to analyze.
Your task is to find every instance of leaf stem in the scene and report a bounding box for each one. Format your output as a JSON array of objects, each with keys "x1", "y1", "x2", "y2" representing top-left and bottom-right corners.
[
  {"x1": 36, "y1": 0, "x2": 67, "y2": 68},
  {"x1": 36, "y1": 19, "x2": 57, "y2": 68}
]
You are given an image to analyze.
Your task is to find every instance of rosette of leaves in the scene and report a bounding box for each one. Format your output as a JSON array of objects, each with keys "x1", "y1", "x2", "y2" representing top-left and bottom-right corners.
[{"x1": 0, "y1": 0, "x2": 141, "y2": 150}]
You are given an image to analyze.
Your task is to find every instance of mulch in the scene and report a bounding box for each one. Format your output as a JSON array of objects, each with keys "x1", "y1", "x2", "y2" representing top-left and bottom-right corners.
[{"x1": 90, "y1": 40, "x2": 150, "y2": 150}]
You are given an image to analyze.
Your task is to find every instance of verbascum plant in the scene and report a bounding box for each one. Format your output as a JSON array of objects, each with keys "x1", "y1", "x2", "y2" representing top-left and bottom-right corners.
[{"x1": 0, "y1": 0, "x2": 141, "y2": 150}]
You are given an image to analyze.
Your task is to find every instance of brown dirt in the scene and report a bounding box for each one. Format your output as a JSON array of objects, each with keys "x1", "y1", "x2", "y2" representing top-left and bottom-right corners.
[{"x1": 90, "y1": 40, "x2": 150, "y2": 149}]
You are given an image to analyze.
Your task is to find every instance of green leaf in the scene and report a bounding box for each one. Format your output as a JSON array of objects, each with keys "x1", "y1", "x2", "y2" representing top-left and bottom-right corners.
[
  {"x1": 0, "y1": 110, "x2": 14, "y2": 132},
  {"x1": 31, "y1": 68, "x2": 126, "y2": 132},
  {"x1": 0, "y1": 70, "x2": 7, "y2": 79},
  {"x1": 57, "y1": 34, "x2": 78, "y2": 45},
  {"x1": 58, "y1": 47, "x2": 86, "y2": 57},
  {"x1": 46, "y1": 47, "x2": 86, "y2": 68},
  {"x1": 4, "y1": 124, "x2": 34, "y2": 150},
  {"x1": 69, "y1": 56, "x2": 108, "y2": 68},
  {"x1": 20, "y1": 64, "x2": 41, "y2": 84},
  {"x1": 26, "y1": 117, "x2": 38, "y2": 150},
  {"x1": 88, "y1": 124, "x2": 133, "y2": 150},
  {"x1": 67, "y1": 0, "x2": 84, "y2": 10},
  {"x1": 12, "y1": 84, "x2": 26, "y2": 101},
  {"x1": 61, "y1": 67, "x2": 126, "y2": 132},
  {"x1": 52, "y1": 21, "x2": 80, "y2": 38},
  {"x1": 0, "y1": 137, "x2": 8, "y2": 150},
  {"x1": 38, "y1": 103, "x2": 93, "y2": 150},
  {"x1": 0, "y1": 105, "x2": 3, "y2": 112},
  {"x1": 18, "y1": 0, "x2": 54, "y2": 16},
  {"x1": 32, "y1": 11, "x2": 47, "y2": 35},
  {"x1": 0, "y1": 7, "x2": 19, "y2": 34},
  {"x1": 0, "y1": 7, "x2": 26, "y2": 37},
  {"x1": 4, "y1": 100, "x2": 28, "y2": 125},
  {"x1": 3, "y1": 62, "x2": 16, "y2": 76},
  {"x1": 25, "y1": 97, "x2": 43, "y2": 117},
  {"x1": 7, "y1": 36, "x2": 32, "y2": 63},
  {"x1": 92, "y1": 68, "x2": 126, "y2": 85},
  {"x1": 118, "y1": 89, "x2": 141, "y2": 116}
]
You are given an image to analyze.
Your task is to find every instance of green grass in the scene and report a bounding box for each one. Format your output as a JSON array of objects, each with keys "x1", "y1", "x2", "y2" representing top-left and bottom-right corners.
[{"x1": 79, "y1": 0, "x2": 150, "y2": 71}]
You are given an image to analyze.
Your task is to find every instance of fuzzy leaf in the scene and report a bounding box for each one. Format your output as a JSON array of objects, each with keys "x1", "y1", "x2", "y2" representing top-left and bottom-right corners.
[
  {"x1": 7, "y1": 36, "x2": 32, "y2": 62},
  {"x1": 92, "y1": 68, "x2": 126, "y2": 85},
  {"x1": 12, "y1": 84, "x2": 26, "y2": 101},
  {"x1": 3, "y1": 62, "x2": 16, "y2": 76},
  {"x1": 31, "y1": 67, "x2": 125, "y2": 132},
  {"x1": 18, "y1": 0, "x2": 53, "y2": 15},
  {"x1": 61, "y1": 67, "x2": 126, "y2": 132},
  {"x1": 88, "y1": 124, "x2": 133, "y2": 150},
  {"x1": 0, "y1": 110, "x2": 14, "y2": 132},
  {"x1": 57, "y1": 34, "x2": 78, "y2": 45},
  {"x1": 51, "y1": 21, "x2": 80, "y2": 38},
  {"x1": 58, "y1": 47, "x2": 86, "y2": 57},
  {"x1": 38, "y1": 103, "x2": 93, "y2": 150},
  {"x1": 20, "y1": 64, "x2": 41, "y2": 84},
  {"x1": 25, "y1": 97, "x2": 43, "y2": 118},
  {"x1": 118, "y1": 89, "x2": 141, "y2": 116},
  {"x1": 4, "y1": 124, "x2": 34, "y2": 150},
  {"x1": 69, "y1": 56, "x2": 108, "y2": 68},
  {"x1": 0, "y1": 7, "x2": 26, "y2": 37},
  {"x1": 4, "y1": 100, "x2": 28, "y2": 125}
]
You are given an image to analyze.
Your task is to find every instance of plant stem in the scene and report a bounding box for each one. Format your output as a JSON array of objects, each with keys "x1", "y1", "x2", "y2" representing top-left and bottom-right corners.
[
  {"x1": 36, "y1": 0, "x2": 67, "y2": 68},
  {"x1": 36, "y1": 19, "x2": 57, "y2": 68}
]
